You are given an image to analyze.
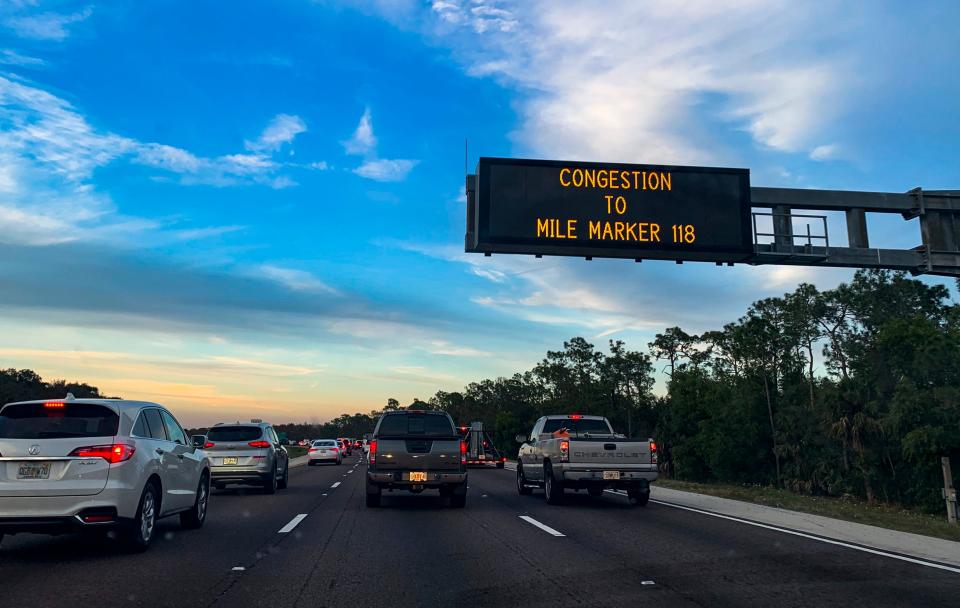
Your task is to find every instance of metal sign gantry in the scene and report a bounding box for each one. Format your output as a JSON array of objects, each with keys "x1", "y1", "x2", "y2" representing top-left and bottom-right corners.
[{"x1": 465, "y1": 158, "x2": 960, "y2": 278}]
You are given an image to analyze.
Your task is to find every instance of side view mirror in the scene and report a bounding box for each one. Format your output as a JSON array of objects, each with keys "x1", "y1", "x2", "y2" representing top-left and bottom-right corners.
[
  {"x1": 515, "y1": 433, "x2": 529, "y2": 443},
  {"x1": 191, "y1": 435, "x2": 207, "y2": 449}
]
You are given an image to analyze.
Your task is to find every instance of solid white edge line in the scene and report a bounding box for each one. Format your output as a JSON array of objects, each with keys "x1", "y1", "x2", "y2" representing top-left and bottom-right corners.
[
  {"x1": 519, "y1": 515, "x2": 565, "y2": 537},
  {"x1": 278, "y1": 513, "x2": 308, "y2": 534},
  {"x1": 331, "y1": 481, "x2": 341, "y2": 488},
  {"x1": 601, "y1": 490, "x2": 960, "y2": 575}
]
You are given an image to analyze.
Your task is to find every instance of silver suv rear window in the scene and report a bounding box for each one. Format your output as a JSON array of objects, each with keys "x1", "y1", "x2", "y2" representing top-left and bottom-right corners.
[
  {"x1": 207, "y1": 426, "x2": 262, "y2": 442},
  {"x1": 0, "y1": 403, "x2": 119, "y2": 439}
]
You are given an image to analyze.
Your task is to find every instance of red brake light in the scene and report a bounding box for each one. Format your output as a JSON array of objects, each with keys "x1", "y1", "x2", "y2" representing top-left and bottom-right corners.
[
  {"x1": 331, "y1": 447, "x2": 339, "y2": 452},
  {"x1": 308, "y1": 447, "x2": 317, "y2": 453},
  {"x1": 649, "y1": 440, "x2": 658, "y2": 464},
  {"x1": 559, "y1": 440, "x2": 570, "y2": 463},
  {"x1": 43, "y1": 402, "x2": 66, "y2": 409},
  {"x1": 369, "y1": 440, "x2": 377, "y2": 465},
  {"x1": 70, "y1": 443, "x2": 136, "y2": 463},
  {"x1": 248, "y1": 440, "x2": 271, "y2": 448},
  {"x1": 203, "y1": 441, "x2": 215, "y2": 449},
  {"x1": 460, "y1": 440, "x2": 467, "y2": 465},
  {"x1": 568, "y1": 414, "x2": 583, "y2": 420},
  {"x1": 649, "y1": 441, "x2": 657, "y2": 452},
  {"x1": 81, "y1": 514, "x2": 115, "y2": 523}
]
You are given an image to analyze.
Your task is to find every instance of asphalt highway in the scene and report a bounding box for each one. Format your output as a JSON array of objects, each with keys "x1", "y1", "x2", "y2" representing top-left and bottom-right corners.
[{"x1": 1, "y1": 454, "x2": 958, "y2": 607}]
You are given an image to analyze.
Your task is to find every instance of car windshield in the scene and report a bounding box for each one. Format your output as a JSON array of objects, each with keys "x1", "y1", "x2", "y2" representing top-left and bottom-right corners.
[
  {"x1": 314, "y1": 440, "x2": 337, "y2": 447},
  {"x1": 207, "y1": 426, "x2": 262, "y2": 442},
  {"x1": 377, "y1": 413, "x2": 454, "y2": 437},
  {"x1": 0, "y1": 403, "x2": 119, "y2": 439},
  {"x1": 541, "y1": 418, "x2": 612, "y2": 437}
]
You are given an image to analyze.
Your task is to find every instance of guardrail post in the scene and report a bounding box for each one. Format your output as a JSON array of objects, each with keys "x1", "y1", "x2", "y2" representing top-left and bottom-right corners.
[{"x1": 943, "y1": 456, "x2": 957, "y2": 525}]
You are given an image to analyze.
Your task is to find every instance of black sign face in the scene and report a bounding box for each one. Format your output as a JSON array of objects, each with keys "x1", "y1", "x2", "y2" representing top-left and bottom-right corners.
[{"x1": 467, "y1": 157, "x2": 752, "y2": 259}]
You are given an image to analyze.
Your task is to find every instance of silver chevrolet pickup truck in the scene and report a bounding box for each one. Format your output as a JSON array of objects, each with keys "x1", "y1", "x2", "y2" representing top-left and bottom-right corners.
[
  {"x1": 366, "y1": 410, "x2": 467, "y2": 508},
  {"x1": 515, "y1": 414, "x2": 658, "y2": 506}
]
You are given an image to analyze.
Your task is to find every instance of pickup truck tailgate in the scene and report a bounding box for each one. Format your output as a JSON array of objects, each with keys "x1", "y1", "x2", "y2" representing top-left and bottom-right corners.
[
  {"x1": 375, "y1": 438, "x2": 461, "y2": 470},
  {"x1": 571, "y1": 439, "x2": 652, "y2": 465}
]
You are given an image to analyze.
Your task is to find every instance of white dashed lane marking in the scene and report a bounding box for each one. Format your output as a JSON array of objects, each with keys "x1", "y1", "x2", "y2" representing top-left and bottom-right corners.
[
  {"x1": 278, "y1": 513, "x2": 308, "y2": 534},
  {"x1": 518, "y1": 515, "x2": 565, "y2": 537},
  {"x1": 331, "y1": 481, "x2": 341, "y2": 488}
]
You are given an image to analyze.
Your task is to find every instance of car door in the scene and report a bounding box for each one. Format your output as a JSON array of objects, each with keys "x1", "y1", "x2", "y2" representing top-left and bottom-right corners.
[
  {"x1": 159, "y1": 409, "x2": 196, "y2": 512},
  {"x1": 524, "y1": 418, "x2": 545, "y2": 481},
  {"x1": 267, "y1": 426, "x2": 286, "y2": 478},
  {"x1": 140, "y1": 408, "x2": 181, "y2": 513}
]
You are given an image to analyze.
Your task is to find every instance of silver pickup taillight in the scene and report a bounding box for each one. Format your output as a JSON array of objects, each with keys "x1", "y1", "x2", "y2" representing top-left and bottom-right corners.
[
  {"x1": 559, "y1": 440, "x2": 569, "y2": 462},
  {"x1": 649, "y1": 440, "x2": 658, "y2": 464}
]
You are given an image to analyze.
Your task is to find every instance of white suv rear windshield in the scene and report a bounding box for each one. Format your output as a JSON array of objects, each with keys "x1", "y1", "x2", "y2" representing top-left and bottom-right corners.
[
  {"x1": 207, "y1": 426, "x2": 263, "y2": 442},
  {"x1": 314, "y1": 440, "x2": 337, "y2": 447},
  {"x1": 0, "y1": 403, "x2": 119, "y2": 439}
]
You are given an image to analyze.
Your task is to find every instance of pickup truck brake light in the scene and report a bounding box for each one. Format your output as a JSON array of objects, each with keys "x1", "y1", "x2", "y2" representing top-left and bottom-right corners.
[
  {"x1": 559, "y1": 440, "x2": 569, "y2": 462},
  {"x1": 649, "y1": 441, "x2": 658, "y2": 464},
  {"x1": 460, "y1": 440, "x2": 467, "y2": 465},
  {"x1": 568, "y1": 414, "x2": 583, "y2": 420},
  {"x1": 369, "y1": 440, "x2": 377, "y2": 465}
]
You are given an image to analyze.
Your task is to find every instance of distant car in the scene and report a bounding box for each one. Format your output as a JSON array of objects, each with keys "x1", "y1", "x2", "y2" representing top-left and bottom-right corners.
[
  {"x1": 0, "y1": 394, "x2": 211, "y2": 551},
  {"x1": 308, "y1": 439, "x2": 342, "y2": 465},
  {"x1": 205, "y1": 422, "x2": 289, "y2": 494},
  {"x1": 366, "y1": 410, "x2": 467, "y2": 508},
  {"x1": 337, "y1": 438, "x2": 352, "y2": 456}
]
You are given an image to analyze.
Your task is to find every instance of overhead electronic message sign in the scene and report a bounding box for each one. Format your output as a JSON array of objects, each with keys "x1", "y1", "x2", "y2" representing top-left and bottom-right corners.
[{"x1": 466, "y1": 157, "x2": 752, "y2": 260}]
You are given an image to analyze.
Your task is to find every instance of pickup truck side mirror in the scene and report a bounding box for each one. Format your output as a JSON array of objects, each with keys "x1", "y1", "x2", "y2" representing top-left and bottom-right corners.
[{"x1": 515, "y1": 433, "x2": 529, "y2": 443}]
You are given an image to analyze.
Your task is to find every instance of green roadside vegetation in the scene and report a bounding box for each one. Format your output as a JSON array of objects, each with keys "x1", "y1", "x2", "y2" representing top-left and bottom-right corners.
[
  {"x1": 657, "y1": 478, "x2": 960, "y2": 543},
  {"x1": 285, "y1": 446, "x2": 309, "y2": 459}
]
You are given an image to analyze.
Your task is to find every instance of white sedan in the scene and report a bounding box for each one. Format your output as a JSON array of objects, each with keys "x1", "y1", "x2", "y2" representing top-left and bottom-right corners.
[{"x1": 307, "y1": 439, "x2": 342, "y2": 465}]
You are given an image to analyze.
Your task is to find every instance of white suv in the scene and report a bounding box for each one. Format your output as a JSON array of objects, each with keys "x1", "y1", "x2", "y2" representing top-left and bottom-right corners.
[{"x1": 0, "y1": 394, "x2": 211, "y2": 551}]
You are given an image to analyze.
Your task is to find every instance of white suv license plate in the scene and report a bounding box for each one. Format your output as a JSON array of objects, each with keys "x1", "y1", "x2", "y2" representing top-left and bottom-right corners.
[
  {"x1": 17, "y1": 462, "x2": 51, "y2": 480},
  {"x1": 603, "y1": 470, "x2": 621, "y2": 480}
]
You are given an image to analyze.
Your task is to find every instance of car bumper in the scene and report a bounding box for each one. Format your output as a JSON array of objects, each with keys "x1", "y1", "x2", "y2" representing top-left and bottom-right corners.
[
  {"x1": 367, "y1": 471, "x2": 467, "y2": 488},
  {"x1": 308, "y1": 455, "x2": 339, "y2": 462},
  {"x1": 211, "y1": 467, "x2": 271, "y2": 484},
  {"x1": 559, "y1": 466, "x2": 658, "y2": 486}
]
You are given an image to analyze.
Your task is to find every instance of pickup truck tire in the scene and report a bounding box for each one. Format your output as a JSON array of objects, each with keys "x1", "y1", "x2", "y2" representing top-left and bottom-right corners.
[
  {"x1": 516, "y1": 463, "x2": 533, "y2": 495},
  {"x1": 543, "y1": 462, "x2": 565, "y2": 505},
  {"x1": 628, "y1": 489, "x2": 650, "y2": 507},
  {"x1": 449, "y1": 482, "x2": 467, "y2": 508}
]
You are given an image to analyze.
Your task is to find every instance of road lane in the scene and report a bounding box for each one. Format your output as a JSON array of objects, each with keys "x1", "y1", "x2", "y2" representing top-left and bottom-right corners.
[
  {"x1": 467, "y1": 467, "x2": 960, "y2": 607},
  {"x1": 0, "y1": 454, "x2": 363, "y2": 607}
]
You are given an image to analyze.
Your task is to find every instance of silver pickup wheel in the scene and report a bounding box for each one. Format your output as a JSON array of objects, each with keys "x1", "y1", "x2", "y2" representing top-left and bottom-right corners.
[
  {"x1": 516, "y1": 462, "x2": 532, "y2": 495},
  {"x1": 543, "y1": 462, "x2": 564, "y2": 505}
]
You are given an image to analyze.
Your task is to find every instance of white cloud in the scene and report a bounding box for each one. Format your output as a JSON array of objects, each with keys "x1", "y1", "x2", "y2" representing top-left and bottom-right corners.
[
  {"x1": 428, "y1": 340, "x2": 491, "y2": 357},
  {"x1": 255, "y1": 265, "x2": 340, "y2": 295},
  {"x1": 245, "y1": 113, "x2": 306, "y2": 152},
  {"x1": 810, "y1": 143, "x2": 839, "y2": 161},
  {"x1": 353, "y1": 158, "x2": 418, "y2": 182},
  {"x1": 5, "y1": 6, "x2": 93, "y2": 41},
  {"x1": 0, "y1": 49, "x2": 46, "y2": 66},
  {"x1": 342, "y1": 107, "x2": 377, "y2": 155},
  {"x1": 407, "y1": 1, "x2": 856, "y2": 163},
  {"x1": 307, "y1": 160, "x2": 329, "y2": 170}
]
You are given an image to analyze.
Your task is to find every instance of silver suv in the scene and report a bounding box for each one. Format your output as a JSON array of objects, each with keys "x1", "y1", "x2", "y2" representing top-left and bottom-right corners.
[
  {"x1": 0, "y1": 394, "x2": 211, "y2": 551},
  {"x1": 205, "y1": 421, "x2": 289, "y2": 493}
]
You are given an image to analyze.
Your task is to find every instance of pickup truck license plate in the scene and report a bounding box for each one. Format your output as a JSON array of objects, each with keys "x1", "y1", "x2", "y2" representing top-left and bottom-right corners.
[
  {"x1": 222, "y1": 457, "x2": 238, "y2": 465},
  {"x1": 409, "y1": 471, "x2": 427, "y2": 482},
  {"x1": 17, "y1": 462, "x2": 51, "y2": 480},
  {"x1": 603, "y1": 470, "x2": 620, "y2": 480}
]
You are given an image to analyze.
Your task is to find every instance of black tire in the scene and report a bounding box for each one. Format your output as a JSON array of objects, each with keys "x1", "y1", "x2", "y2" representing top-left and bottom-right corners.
[
  {"x1": 120, "y1": 482, "x2": 159, "y2": 552},
  {"x1": 587, "y1": 486, "x2": 604, "y2": 498},
  {"x1": 307, "y1": 460, "x2": 315, "y2": 467},
  {"x1": 180, "y1": 473, "x2": 209, "y2": 529},
  {"x1": 365, "y1": 483, "x2": 381, "y2": 508},
  {"x1": 544, "y1": 462, "x2": 564, "y2": 505},
  {"x1": 495, "y1": 461, "x2": 505, "y2": 469},
  {"x1": 628, "y1": 489, "x2": 650, "y2": 507},
  {"x1": 517, "y1": 463, "x2": 532, "y2": 495},
  {"x1": 277, "y1": 462, "x2": 289, "y2": 490},
  {"x1": 449, "y1": 480, "x2": 468, "y2": 508},
  {"x1": 213, "y1": 482, "x2": 226, "y2": 490},
  {"x1": 0, "y1": 532, "x2": 4, "y2": 547},
  {"x1": 263, "y1": 468, "x2": 278, "y2": 495}
]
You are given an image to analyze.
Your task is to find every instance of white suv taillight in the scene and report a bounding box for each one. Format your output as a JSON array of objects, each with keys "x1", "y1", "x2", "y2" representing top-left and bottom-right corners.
[
  {"x1": 69, "y1": 443, "x2": 136, "y2": 464},
  {"x1": 559, "y1": 440, "x2": 569, "y2": 463}
]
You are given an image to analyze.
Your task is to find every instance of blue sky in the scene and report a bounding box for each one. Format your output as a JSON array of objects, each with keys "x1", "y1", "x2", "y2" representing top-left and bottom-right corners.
[{"x1": 1, "y1": 0, "x2": 958, "y2": 426}]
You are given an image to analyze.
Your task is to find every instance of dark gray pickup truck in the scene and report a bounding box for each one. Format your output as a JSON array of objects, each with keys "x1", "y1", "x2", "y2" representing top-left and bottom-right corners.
[{"x1": 366, "y1": 410, "x2": 467, "y2": 508}]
